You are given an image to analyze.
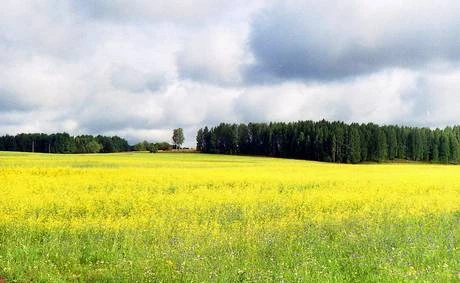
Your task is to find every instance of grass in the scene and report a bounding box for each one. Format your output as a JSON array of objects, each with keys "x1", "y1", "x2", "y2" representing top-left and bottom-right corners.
[{"x1": 0, "y1": 151, "x2": 458, "y2": 282}]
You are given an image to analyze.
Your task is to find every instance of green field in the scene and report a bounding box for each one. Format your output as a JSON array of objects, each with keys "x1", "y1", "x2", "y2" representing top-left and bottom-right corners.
[{"x1": 0, "y1": 152, "x2": 458, "y2": 282}]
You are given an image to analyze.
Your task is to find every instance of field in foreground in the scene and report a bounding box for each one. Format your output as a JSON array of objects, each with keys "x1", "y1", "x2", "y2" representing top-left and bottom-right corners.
[{"x1": 0, "y1": 152, "x2": 458, "y2": 282}]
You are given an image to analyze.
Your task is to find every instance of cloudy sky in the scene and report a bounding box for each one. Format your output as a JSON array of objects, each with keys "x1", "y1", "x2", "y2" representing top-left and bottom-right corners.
[{"x1": 1, "y1": 0, "x2": 459, "y2": 145}]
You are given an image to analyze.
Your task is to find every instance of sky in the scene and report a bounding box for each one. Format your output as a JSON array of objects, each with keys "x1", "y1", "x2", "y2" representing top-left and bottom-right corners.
[{"x1": 1, "y1": 0, "x2": 459, "y2": 146}]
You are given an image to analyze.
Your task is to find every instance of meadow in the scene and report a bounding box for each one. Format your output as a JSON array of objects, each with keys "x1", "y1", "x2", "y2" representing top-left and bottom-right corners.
[{"x1": 0, "y1": 152, "x2": 458, "y2": 282}]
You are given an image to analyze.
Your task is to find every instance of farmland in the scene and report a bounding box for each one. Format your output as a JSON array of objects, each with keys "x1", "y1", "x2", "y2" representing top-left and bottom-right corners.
[{"x1": 0, "y1": 152, "x2": 458, "y2": 282}]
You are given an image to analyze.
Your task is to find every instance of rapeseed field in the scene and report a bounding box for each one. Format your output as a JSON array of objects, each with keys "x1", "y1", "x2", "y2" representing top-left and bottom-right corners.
[{"x1": 0, "y1": 152, "x2": 458, "y2": 281}]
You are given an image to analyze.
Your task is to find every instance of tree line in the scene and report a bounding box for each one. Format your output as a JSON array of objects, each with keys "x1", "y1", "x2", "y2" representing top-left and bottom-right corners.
[
  {"x1": 0, "y1": 133, "x2": 130, "y2": 153},
  {"x1": 0, "y1": 132, "x2": 178, "y2": 154},
  {"x1": 132, "y1": 128, "x2": 184, "y2": 152},
  {"x1": 196, "y1": 120, "x2": 460, "y2": 164},
  {"x1": 132, "y1": 141, "x2": 173, "y2": 152}
]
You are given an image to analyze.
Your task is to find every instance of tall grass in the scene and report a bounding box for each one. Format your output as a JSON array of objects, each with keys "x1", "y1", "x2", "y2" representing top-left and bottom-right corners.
[{"x1": 0, "y1": 152, "x2": 458, "y2": 281}]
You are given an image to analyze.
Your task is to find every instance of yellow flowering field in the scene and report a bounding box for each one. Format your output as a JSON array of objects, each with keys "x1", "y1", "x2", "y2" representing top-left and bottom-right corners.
[{"x1": 0, "y1": 152, "x2": 458, "y2": 281}]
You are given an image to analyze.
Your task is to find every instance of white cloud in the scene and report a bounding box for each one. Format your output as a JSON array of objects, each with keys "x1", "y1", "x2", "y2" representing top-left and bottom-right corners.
[
  {"x1": 74, "y1": 0, "x2": 265, "y2": 25},
  {"x1": 235, "y1": 68, "x2": 460, "y2": 128},
  {"x1": 0, "y1": 0, "x2": 459, "y2": 147},
  {"x1": 177, "y1": 25, "x2": 250, "y2": 85}
]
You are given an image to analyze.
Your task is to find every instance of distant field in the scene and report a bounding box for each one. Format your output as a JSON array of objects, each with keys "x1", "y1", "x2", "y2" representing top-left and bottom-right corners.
[{"x1": 0, "y1": 152, "x2": 458, "y2": 282}]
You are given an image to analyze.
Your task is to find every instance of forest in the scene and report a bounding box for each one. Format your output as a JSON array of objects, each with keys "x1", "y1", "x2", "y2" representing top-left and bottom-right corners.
[
  {"x1": 0, "y1": 133, "x2": 130, "y2": 153},
  {"x1": 196, "y1": 120, "x2": 460, "y2": 164}
]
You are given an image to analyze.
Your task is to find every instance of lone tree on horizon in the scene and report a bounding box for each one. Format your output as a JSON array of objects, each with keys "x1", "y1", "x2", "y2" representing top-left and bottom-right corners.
[{"x1": 172, "y1": 128, "x2": 185, "y2": 149}]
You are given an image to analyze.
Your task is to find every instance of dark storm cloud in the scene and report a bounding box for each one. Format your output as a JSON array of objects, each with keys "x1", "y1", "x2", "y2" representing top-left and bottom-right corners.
[{"x1": 247, "y1": 0, "x2": 460, "y2": 82}]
